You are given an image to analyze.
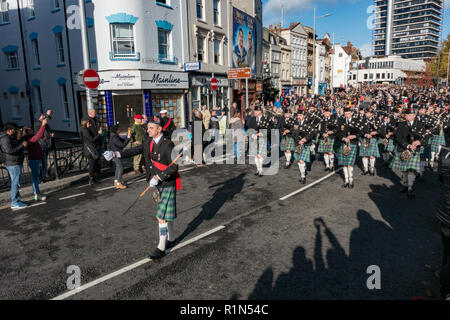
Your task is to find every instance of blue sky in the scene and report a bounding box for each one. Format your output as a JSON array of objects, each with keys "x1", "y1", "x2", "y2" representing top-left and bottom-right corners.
[{"x1": 262, "y1": 0, "x2": 450, "y2": 57}]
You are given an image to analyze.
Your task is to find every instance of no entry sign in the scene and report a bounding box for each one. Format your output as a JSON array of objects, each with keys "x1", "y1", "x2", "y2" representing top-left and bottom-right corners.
[
  {"x1": 211, "y1": 78, "x2": 218, "y2": 91},
  {"x1": 83, "y1": 69, "x2": 100, "y2": 90}
]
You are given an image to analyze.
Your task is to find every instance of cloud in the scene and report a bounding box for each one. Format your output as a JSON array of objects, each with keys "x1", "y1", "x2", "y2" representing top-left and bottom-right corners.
[
  {"x1": 445, "y1": 0, "x2": 450, "y2": 9},
  {"x1": 359, "y1": 42, "x2": 373, "y2": 58}
]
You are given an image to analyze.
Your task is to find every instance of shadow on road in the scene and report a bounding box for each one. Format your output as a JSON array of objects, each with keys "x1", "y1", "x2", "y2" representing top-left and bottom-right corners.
[
  {"x1": 248, "y1": 188, "x2": 441, "y2": 300},
  {"x1": 176, "y1": 173, "x2": 247, "y2": 244}
]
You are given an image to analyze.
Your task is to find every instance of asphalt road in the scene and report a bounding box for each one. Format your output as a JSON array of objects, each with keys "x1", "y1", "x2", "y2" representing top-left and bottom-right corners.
[{"x1": 0, "y1": 154, "x2": 444, "y2": 300}]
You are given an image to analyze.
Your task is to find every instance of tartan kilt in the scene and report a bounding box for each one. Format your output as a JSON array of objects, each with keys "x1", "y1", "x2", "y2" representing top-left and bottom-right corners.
[
  {"x1": 338, "y1": 144, "x2": 358, "y2": 166},
  {"x1": 293, "y1": 145, "x2": 311, "y2": 163},
  {"x1": 318, "y1": 138, "x2": 335, "y2": 154},
  {"x1": 386, "y1": 139, "x2": 395, "y2": 153},
  {"x1": 156, "y1": 186, "x2": 177, "y2": 222},
  {"x1": 257, "y1": 137, "x2": 267, "y2": 155},
  {"x1": 359, "y1": 138, "x2": 380, "y2": 158},
  {"x1": 389, "y1": 150, "x2": 421, "y2": 172},
  {"x1": 431, "y1": 134, "x2": 446, "y2": 153},
  {"x1": 280, "y1": 136, "x2": 296, "y2": 152}
]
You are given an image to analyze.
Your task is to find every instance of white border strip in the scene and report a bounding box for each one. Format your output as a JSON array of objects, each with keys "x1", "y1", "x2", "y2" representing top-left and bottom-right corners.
[
  {"x1": 96, "y1": 186, "x2": 116, "y2": 192},
  {"x1": 279, "y1": 168, "x2": 343, "y2": 201},
  {"x1": 51, "y1": 225, "x2": 225, "y2": 300},
  {"x1": 59, "y1": 193, "x2": 86, "y2": 201}
]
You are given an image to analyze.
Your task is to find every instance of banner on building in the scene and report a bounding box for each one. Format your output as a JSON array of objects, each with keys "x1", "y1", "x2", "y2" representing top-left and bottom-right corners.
[{"x1": 232, "y1": 7, "x2": 256, "y2": 78}]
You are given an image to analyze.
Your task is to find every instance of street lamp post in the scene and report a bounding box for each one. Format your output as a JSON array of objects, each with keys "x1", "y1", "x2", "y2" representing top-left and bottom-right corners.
[{"x1": 312, "y1": 9, "x2": 331, "y2": 96}]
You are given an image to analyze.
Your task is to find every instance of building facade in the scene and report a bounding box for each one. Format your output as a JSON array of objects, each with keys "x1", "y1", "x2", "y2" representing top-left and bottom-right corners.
[
  {"x1": 348, "y1": 55, "x2": 425, "y2": 86},
  {"x1": 330, "y1": 43, "x2": 351, "y2": 90},
  {"x1": 262, "y1": 26, "x2": 281, "y2": 96},
  {"x1": 373, "y1": 0, "x2": 443, "y2": 59},
  {"x1": 281, "y1": 22, "x2": 308, "y2": 96},
  {"x1": 0, "y1": 0, "x2": 97, "y2": 132}
]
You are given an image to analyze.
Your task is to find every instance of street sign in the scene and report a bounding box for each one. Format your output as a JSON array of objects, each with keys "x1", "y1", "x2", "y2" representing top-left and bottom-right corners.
[
  {"x1": 83, "y1": 69, "x2": 100, "y2": 90},
  {"x1": 184, "y1": 61, "x2": 201, "y2": 72},
  {"x1": 228, "y1": 68, "x2": 251, "y2": 79},
  {"x1": 211, "y1": 78, "x2": 218, "y2": 91}
]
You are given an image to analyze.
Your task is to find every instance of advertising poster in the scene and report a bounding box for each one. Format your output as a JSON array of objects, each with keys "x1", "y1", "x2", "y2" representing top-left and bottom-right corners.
[{"x1": 232, "y1": 7, "x2": 256, "y2": 78}]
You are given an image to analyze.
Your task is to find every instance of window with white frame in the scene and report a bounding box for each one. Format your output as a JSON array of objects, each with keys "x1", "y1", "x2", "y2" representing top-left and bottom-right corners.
[
  {"x1": 197, "y1": 36, "x2": 204, "y2": 62},
  {"x1": 214, "y1": 39, "x2": 221, "y2": 65},
  {"x1": 55, "y1": 33, "x2": 65, "y2": 63},
  {"x1": 60, "y1": 84, "x2": 69, "y2": 119},
  {"x1": 34, "y1": 86, "x2": 43, "y2": 114},
  {"x1": 31, "y1": 39, "x2": 40, "y2": 66},
  {"x1": 213, "y1": 0, "x2": 220, "y2": 25},
  {"x1": 110, "y1": 23, "x2": 135, "y2": 58},
  {"x1": 158, "y1": 28, "x2": 170, "y2": 60},
  {"x1": 28, "y1": 0, "x2": 34, "y2": 18},
  {"x1": 0, "y1": 0, "x2": 9, "y2": 23},
  {"x1": 196, "y1": 0, "x2": 203, "y2": 20},
  {"x1": 53, "y1": 0, "x2": 60, "y2": 10},
  {"x1": 5, "y1": 51, "x2": 19, "y2": 69}
]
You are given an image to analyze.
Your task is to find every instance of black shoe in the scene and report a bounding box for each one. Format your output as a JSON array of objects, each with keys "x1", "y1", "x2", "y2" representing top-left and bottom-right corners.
[
  {"x1": 324, "y1": 167, "x2": 330, "y2": 172},
  {"x1": 300, "y1": 178, "x2": 306, "y2": 184},
  {"x1": 400, "y1": 186, "x2": 408, "y2": 193},
  {"x1": 349, "y1": 183, "x2": 354, "y2": 189},
  {"x1": 330, "y1": 166, "x2": 335, "y2": 172},
  {"x1": 363, "y1": 170, "x2": 369, "y2": 176},
  {"x1": 150, "y1": 248, "x2": 166, "y2": 260},
  {"x1": 258, "y1": 173, "x2": 263, "y2": 177},
  {"x1": 285, "y1": 163, "x2": 291, "y2": 169},
  {"x1": 370, "y1": 170, "x2": 375, "y2": 176},
  {"x1": 254, "y1": 172, "x2": 259, "y2": 176},
  {"x1": 166, "y1": 240, "x2": 176, "y2": 250},
  {"x1": 407, "y1": 189, "x2": 415, "y2": 199},
  {"x1": 342, "y1": 183, "x2": 349, "y2": 188}
]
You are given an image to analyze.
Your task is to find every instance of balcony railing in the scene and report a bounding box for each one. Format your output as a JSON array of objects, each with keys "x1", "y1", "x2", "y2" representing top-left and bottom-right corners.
[
  {"x1": 109, "y1": 51, "x2": 141, "y2": 61},
  {"x1": 158, "y1": 53, "x2": 178, "y2": 65}
]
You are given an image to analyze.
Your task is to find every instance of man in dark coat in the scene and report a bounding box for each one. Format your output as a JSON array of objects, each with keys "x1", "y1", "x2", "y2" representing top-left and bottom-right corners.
[{"x1": 119, "y1": 116, "x2": 181, "y2": 260}]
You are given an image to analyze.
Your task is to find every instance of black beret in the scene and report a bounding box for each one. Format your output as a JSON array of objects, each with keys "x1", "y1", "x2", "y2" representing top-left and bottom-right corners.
[{"x1": 149, "y1": 116, "x2": 163, "y2": 127}]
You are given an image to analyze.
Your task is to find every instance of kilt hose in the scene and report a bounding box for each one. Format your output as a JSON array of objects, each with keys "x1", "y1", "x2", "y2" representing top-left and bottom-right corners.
[
  {"x1": 359, "y1": 138, "x2": 381, "y2": 158},
  {"x1": 318, "y1": 138, "x2": 335, "y2": 154},
  {"x1": 338, "y1": 144, "x2": 358, "y2": 166},
  {"x1": 293, "y1": 145, "x2": 311, "y2": 163},
  {"x1": 156, "y1": 186, "x2": 177, "y2": 222},
  {"x1": 280, "y1": 136, "x2": 296, "y2": 152},
  {"x1": 389, "y1": 150, "x2": 421, "y2": 172},
  {"x1": 431, "y1": 134, "x2": 446, "y2": 153}
]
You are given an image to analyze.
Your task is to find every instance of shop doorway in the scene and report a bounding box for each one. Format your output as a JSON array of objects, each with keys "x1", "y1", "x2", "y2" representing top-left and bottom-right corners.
[{"x1": 113, "y1": 94, "x2": 144, "y2": 132}]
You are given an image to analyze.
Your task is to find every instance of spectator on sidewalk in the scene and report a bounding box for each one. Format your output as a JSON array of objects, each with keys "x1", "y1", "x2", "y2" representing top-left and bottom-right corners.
[
  {"x1": 87, "y1": 108, "x2": 102, "y2": 177},
  {"x1": 109, "y1": 124, "x2": 131, "y2": 189},
  {"x1": 81, "y1": 118, "x2": 102, "y2": 185},
  {"x1": 38, "y1": 110, "x2": 54, "y2": 182},
  {"x1": 219, "y1": 109, "x2": 228, "y2": 136},
  {"x1": 230, "y1": 112, "x2": 244, "y2": 160},
  {"x1": 0, "y1": 123, "x2": 28, "y2": 209},
  {"x1": 201, "y1": 105, "x2": 211, "y2": 130},
  {"x1": 22, "y1": 119, "x2": 49, "y2": 201},
  {"x1": 130, "y1": 115, "x2": 146, "y2": 175}
]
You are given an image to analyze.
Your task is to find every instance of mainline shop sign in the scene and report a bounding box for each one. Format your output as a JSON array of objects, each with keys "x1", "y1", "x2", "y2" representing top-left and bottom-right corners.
[{"x1": 98, "y1": 70, "x2": 189, "y2": 90}]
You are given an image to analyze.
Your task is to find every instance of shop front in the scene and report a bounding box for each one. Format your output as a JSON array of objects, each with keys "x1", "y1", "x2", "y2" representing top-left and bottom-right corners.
[
  {"x1": 292, "y1": 79, "x2": 307, "y2": 96},
  {"x1": 190, "y1": 75, "x2": 230, "y2": 110},
  {"x1": 233, "y1": 79, "x2": 263, "y2": 110},
  {"x1": 98, "y1": 70, "x2": 189, "y2": 132}
]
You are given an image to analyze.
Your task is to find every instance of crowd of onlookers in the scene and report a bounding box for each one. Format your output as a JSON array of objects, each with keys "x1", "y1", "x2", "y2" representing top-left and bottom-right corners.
[{"x1": 0, "y1": 110, "x2": 54, "y2": 209}]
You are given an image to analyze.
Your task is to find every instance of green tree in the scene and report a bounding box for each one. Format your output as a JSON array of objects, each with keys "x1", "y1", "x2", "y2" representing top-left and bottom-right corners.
[{"x1": 429, "y1": 33, "x2": 450, "y2": 82}]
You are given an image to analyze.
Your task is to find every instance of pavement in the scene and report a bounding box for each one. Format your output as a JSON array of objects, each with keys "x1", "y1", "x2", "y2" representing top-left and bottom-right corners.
[{"x1": 0, "y1": 152, "x2": 445, "y2": 300}]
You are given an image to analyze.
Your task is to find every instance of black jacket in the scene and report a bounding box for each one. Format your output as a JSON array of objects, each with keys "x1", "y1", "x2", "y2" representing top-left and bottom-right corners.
[
  {"x1": 81, "y1": 127, "x2": 101, "y2": 157},
  {"x1": 438, "y1": 148, "x2": 450, "y2": 229},
  {"x1": 109, "y1": 134, "x2": 130, "y2": 152},
  {"x1": 162, "y1": 117, "x2": 177, "y2": 138},
  {"x1": 394, "y1": 120, "x2": 426, "y2": 153},
  {"x1": 0, "y1": 132, "x2": 25, "y2": 166},
  {"x1": 336, "y1": 117, "x2": 362, "y2": 145},
  {"x1": 121, "y1": 135, "x2": 178, "y2": 187}
]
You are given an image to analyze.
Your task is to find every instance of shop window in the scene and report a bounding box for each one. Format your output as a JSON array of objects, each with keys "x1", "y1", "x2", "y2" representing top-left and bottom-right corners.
[{"x1": 152, "y1": 93, "x2": 184, "y2": 128}]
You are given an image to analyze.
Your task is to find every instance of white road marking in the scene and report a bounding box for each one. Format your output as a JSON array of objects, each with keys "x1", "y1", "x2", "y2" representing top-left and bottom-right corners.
[
  {"x1": 279, "y1": 168, "x2": 343, "y2": 201},
  {"x1": 96, "y1": 186, "x2": 116, "y2": 192},
  {"x1": 59, "y1": 193, "x2": 86, "y2": 201},
  {"x1": 27, "y1": 202, "x2": 47, "y2": 208},
  {"x1": 51, "y1": 225, "x2": 226, "y2": 300}
]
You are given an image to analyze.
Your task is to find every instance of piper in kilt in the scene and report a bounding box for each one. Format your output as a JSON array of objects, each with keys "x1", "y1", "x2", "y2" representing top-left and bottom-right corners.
[
  {"x1": 379, "y1": 114, "x2": 396, "y2": 166},
  {"x1": 318, "y1": 107, "x2": 337, "y2": 171},
  {"x1": 293, "y1": 110, "x2": 316, "y2": 184},
  {"x1": 359, "y1": 107, "x2": 382, "y2": 176},
  {"x1": 390, "y1": 107, "x2": 426, "y2": 199},
  {"x1": 248, "y1": 105, "x2": 272, "y2": 176},
  {"x1": 428, "y1": 106, "x2": 449, "y2": 170},
  {"x1": 279, "y1": 109, "x2": 296, "y2": 169},
  {"x1": 336, "y1": 107, "x2": 362, "y2": 188},
  {"x1": 118, "y1": 116, "x2": 181, "y2": 259}
]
